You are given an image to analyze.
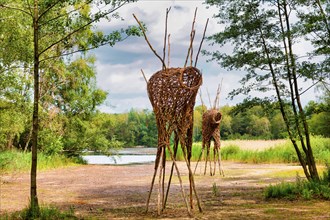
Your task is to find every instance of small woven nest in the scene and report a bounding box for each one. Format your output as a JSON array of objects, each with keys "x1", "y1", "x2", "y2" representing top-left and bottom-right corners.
[
  {"x1": 202, "y1": 109, "x2": 222, "y2": 150},
  {"x1": 148, "y1": 66, "x2": 202, "y2": 156}
]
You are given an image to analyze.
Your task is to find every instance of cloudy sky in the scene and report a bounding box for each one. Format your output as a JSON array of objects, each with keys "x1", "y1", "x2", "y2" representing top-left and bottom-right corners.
[{"x1": 90, "y1": 0, "x2": 319, "y2": 113}]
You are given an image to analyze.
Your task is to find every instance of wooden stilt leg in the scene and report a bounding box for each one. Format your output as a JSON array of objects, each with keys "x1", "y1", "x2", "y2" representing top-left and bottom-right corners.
[
  {"x1": 166, "y1": 145, "x2": 192, "y2": 216},
  {"x1": 218, "y1": 148, "x2": 224, "y2": 176},
  {"x1": 209, "y1": 151, "x2": 213, "y2": 176},
  {"x1": 204, "y1": 146, "x2": 209, "y2": 175},
  {"x1": 194, "y1": 147, "x2": 204, "y2": 175},
  {"x1": 161, "y1": 147, "x2": 166, "y2": 210},
  {"x1": 157, "y1": 147, "x2": 165, "y2": 215},
  {"x1": 213, "y1": 148, "x2": 217, "y2": 176},
  {"x1": 182, "y1": 149, "x2": 203, "y2": 213},
  {"x1": 146, "y1": 146, "x2": 162, "y2": 213},
  {"x1": 164, "y1": 135, "x2": 179, "y2": 210}
]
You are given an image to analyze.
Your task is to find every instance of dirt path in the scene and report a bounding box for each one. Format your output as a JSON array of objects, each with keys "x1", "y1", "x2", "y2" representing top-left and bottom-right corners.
[{"x1": 1, "y1": 162, "x2": 329, "y2": 219}]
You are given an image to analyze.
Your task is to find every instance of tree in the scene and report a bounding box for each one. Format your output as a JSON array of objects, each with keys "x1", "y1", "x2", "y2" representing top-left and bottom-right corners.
[
  {"x1": 219, "y1": 105, "x2": 233, "y2": 139},
  {"x1": 193, "y1": 105, "x2": 206, "y2": 142},
  {"x1": 0, "y1": 0, "x2": 140, "y2": 213},
  {"x1": 205, "y1": 0, "x2": 330, "y2": 181},
  {"x1": 305, "y1": 89, "x2": 330, "y2": 137}
]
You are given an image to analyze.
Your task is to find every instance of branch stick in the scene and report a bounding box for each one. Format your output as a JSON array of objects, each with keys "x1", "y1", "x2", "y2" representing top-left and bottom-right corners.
[
  {"x1": 140, "y1": 69, "x2": 148, "y2": 83},
  {"x1": 195, "y1": 18, "x2": 209, "y2": 68},
  {"x1": 184, "y1": 7, "x2": 198, "y2": 67},
  {"x1": 167, "y1": 34, "x2": 171, "y2": 67},
  {"x1": 133, "y1": 14, "x2": 167, "y2": 70},
  {"x1": 163, "y1": 7, "x2": 171, "y2": 70},
  {"x1": 206, "y1": 88, "x2": 212, "y2": 109}
]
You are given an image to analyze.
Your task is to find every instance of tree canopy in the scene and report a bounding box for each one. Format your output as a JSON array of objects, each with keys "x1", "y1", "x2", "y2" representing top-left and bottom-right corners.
[{"x1": 204, "y1": 0, "x2": 330, "y2": 181}]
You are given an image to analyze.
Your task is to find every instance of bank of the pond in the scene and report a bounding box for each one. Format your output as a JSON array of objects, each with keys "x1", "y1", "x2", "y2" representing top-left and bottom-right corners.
[{"x1": 1, "y1": 161, "x2": 329, "y2": 219}]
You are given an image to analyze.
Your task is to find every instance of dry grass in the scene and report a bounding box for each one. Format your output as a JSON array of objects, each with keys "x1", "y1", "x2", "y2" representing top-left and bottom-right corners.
[{"x1": 222, "y1": 139, "x2": 287, "y2": 150}]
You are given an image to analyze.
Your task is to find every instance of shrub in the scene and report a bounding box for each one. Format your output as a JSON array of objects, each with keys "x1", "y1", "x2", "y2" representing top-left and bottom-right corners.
[
  {"x1": 3, "y1": 205, "x2": 77, "y2": 220},
  {"x1": 264, "y1": 166, "x2": 330, "y2": 200}
]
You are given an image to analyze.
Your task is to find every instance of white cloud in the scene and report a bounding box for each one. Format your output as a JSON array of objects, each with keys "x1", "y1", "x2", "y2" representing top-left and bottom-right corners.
[{"x1": 92, "y1": 0, "x2": 320, "y2": 113}]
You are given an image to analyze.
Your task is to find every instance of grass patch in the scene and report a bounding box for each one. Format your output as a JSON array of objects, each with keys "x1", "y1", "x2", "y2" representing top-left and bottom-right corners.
[
  {"x1": 166, "y1": 137, "x2": 330, "y2": 165},
  {"x1": 0, "y1": 150, "x2": 85, "y2": 174},
  {"x1": 1, "y1": 205, "x2": 78, "y2": 220},
  {"x1": 264, "y1": 165, "x2": 330, "y2": 200}
]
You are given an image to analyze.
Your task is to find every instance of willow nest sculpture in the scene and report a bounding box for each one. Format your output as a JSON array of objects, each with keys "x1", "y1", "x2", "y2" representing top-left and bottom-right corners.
[
  {"x1": 134, "y1": 8, "x2": 208, "y2": 216},
  {"x1": 195, "y1": 84, "x2": 225, "y2": 176}
]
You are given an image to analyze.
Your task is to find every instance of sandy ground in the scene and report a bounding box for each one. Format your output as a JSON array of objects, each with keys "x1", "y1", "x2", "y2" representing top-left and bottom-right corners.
[{"x1": 1, "y1": 161, "x2": 329, "y2": 219}]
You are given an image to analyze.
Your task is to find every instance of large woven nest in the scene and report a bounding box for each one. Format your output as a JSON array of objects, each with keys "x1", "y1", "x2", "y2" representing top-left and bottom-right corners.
[{"x1": 147, "y1": 66, "x2": 202, "y2": 137}]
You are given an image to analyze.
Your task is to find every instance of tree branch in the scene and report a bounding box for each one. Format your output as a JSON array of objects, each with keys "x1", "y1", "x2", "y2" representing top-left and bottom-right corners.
[
  {"x1": 133, "y1": 13, "x2": 167, "y2": 70},
  {"x1": 39, "y1": 35, "x2": 130, "y2": 63},
  {"x1": 184, "y1": 7, "x2": 197, "y2": 68},
  {"x1": 0, "y1": 3, "x2": 32, "y2": 17},
  {"x1": 38, "y1": 0, "x2": 64, "y2": 21},
  {"x1": 195, "y1": 18, "x2": 209, "y2": 68},
  {"x1": 38, "y1": 1, "x2": 129, "y2": 57},
  {"x1": 163, "y1": 7, "x2": 171, "y2": 70}
]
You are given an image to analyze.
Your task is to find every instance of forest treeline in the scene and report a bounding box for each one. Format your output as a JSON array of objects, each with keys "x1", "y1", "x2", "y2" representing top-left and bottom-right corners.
[
  {"x1": 0, "y1": 0, "x2": 329, "y2": 159},
  {"x1": 1, "y1": 94, "x2": 329, "y2": 156}
]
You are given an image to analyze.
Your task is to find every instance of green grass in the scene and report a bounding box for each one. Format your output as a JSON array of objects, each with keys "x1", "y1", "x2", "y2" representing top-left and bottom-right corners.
[
  {"x1": 0, "y1": 150, "x2": 85, "y2": 174},
  {"x1": 264, "y1": 165, "x2": 330, "y2": 200},
  {"x1": 166, "y1": 137, "x2": 330, "y2": 165},
  {"x1": 1, "y1": 205, "x2": 78, "y2": 220}
]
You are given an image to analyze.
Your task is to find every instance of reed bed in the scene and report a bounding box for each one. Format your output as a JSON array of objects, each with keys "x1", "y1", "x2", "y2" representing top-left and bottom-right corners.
[{"x1": 167, "y1": 137, "x2": 330, "y2": 164}]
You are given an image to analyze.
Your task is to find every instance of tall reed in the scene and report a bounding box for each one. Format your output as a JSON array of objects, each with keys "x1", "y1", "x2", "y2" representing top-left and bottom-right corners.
[{"x1": 166, "y1": 137, "x2": 330, "y2": 164}]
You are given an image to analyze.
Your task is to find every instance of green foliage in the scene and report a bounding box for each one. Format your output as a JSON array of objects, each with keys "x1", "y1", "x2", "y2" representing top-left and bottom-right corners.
[
  {"x1": 0, "y1": 150, "x2": 83, "y2": 174},
  {"x1": 220, "y1": 137, "x2": 329, "y2": 164},
  {"x1": 3, "y1": 205, "x2": 77, "y2": 220},
  {"x1": 309, "y1": 136, "x2": 330, "y2": 164},
  {"x1": 193, "y1": 103, "x2": 288, "y2": 141},
  {"x1": 264, "y1": 166, "x2": 330, "y2": 200},
  {"x1": 221, "y1": 144, "x2": 240, "y2": 160},
  {"x1": 205, "y1": 0, "x2": 329, "y2": 180},
  {"x1": 305, "y1": 90, "x2": 330, "y2": 138},
  {"x1": 0, "y1": 0, "x2": 143, "y2": 156},
  {"x1": 165, "y1": 137, "x2": 329, "y2": 165},
  {"x1": 212, "y1": 182, "x2": 220, "y2": 197}
]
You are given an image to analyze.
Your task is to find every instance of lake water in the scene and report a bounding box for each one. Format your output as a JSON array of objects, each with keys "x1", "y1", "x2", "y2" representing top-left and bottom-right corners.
[{"x1": 82, "y1": 147, "x2": 157, "y2": 165}]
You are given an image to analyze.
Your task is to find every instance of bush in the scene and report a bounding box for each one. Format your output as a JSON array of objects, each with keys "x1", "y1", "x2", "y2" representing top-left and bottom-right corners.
[
  {"x1": 0, "y1": 150, "x2": 82, "y2": 173},
  {"x1": 2, "y1": 205, "x2": 77, "y2": 220},
  {"x1": 264, "y1": 166, "x2": 330, "y2": 200},
  {"x1": 221, "y1": 145, "x2": 240, "y2": 160}
]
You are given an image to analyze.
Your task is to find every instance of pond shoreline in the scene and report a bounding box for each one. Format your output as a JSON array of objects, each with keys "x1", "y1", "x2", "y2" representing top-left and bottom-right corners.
[{"x1": 1, "y1": 161, "x2": 328, "y2": 219}]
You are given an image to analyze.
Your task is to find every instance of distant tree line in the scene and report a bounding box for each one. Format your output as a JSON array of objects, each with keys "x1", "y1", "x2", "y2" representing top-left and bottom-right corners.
[{"x1": 1, "y1": 92, "x2": 329, "y2": 155}]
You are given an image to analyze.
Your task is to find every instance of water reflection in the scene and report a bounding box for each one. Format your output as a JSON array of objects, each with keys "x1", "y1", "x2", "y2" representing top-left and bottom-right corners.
[
  {"x1": 82, "y1": 147, "x2": 157, "y2": 165},
  {"x1": 82, "y1": 155, "x2": 156, "y2": 165}
]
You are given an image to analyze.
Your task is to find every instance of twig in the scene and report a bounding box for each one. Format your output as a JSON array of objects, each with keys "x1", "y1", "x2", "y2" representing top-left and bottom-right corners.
[
  {"x1": 133, "y1": 14, "x2": 167, "y2": 70},
  {"x1": 195, "y1": 18, "x2": 209, "y2": 68},
  {"x1": 167, "y1": 34, "x2": 171, "y2": 67},
  {"x1": 199, "y1": 90, "x2": 206, "y2": 114},
  {"x1": 184, "y1": 7, "x2": 198, "y2": 68},
  {"x1": 190, "y1": 31, "x2": 195, "y2": 66},
  {"x1": 206, "y1": 88, "x2": 212, "y2": 109},
  {"x1": 213, "y1": 80, "x2": 223, "y2": 109},
  {"x1": 141, "y1": 69, "x2": 148, "y2": 83},
  {"x1": 163, "y1": 7, "x2": 171, "y2": 70}
]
